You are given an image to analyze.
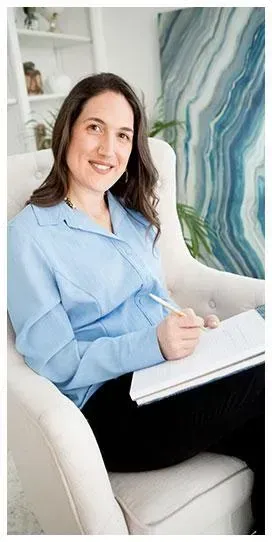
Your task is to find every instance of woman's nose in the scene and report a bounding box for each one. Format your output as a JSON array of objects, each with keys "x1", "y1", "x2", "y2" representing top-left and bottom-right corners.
[{"x1": 98, "y1": 134, "x2": 115, "y2": 156}]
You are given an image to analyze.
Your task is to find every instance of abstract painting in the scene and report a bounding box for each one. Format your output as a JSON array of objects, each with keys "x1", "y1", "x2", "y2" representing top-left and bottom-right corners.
[{"x1": 158, "y1": 7, "x2": 264, "y2": 277}]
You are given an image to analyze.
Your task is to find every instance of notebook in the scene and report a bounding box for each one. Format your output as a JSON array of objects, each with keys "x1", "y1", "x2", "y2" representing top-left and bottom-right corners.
[{"x1": 130, "y1": 308, "x2": 265, "y2": 406}]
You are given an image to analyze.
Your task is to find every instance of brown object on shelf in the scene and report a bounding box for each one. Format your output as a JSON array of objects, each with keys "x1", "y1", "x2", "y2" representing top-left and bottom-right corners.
[
  {"x1": 23, "y1": 62, "x2": 44, "y2": 95},
  {"x1": 34, "y1": 124, "x2": 52, "y2": 150}
]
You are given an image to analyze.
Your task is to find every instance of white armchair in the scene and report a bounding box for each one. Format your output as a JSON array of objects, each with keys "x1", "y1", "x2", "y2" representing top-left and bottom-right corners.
[{"x1": 7, "y1": 138, "x2": 264, "y2": 535}]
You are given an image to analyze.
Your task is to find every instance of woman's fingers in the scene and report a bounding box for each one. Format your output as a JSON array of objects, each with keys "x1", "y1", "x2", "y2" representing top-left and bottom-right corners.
[
  {"x1": 204, "y1": 313, "x2": 220, "y2": 328},
  {"x1": 178, "y1": 308, "x2": 204, "y2": 329},
  {"x1": 176, "y1": 308, "x2": 220, "y2": 330},
  {"x1": 157, "y1": 311, "x2": 202, "y2": 361},
  {"x1": 178, "y1": 327, "x2": 201, "y2": 340}
]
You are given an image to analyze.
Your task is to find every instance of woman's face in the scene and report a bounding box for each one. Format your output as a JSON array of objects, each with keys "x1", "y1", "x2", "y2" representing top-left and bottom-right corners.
[{"x1": 66, "y1": 91, "x2": 134, "y2": 196}]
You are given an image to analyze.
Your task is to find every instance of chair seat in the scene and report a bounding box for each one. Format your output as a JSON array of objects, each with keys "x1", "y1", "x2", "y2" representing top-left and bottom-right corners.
[{"x1": 109, "y1": 452, "x2": 254, "y2": 535}]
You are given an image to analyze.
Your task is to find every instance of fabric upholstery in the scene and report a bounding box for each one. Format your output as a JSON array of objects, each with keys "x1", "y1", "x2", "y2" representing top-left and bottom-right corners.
[{"x1": 110, "y1": 453, "x2": 253, "y2": 535}]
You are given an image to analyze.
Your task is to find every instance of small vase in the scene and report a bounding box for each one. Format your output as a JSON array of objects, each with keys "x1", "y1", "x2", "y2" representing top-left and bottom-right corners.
[
  {"x1": 48, "y1": 13, "x2": 58, "y2": 32},
  {"x1": 24, "y1": 14, "x2": 40, "y2": 31}
]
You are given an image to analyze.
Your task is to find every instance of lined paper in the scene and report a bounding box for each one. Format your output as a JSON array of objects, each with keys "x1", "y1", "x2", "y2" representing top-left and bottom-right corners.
[{"x1": 130, "y1": 309, "x2": 264, "y2": 401}]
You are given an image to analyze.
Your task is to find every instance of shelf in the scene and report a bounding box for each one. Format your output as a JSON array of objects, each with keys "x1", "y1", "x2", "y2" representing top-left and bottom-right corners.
[
  {"x1": 8, "y1": 98, "x2": 17, "y2": 106},
  {"x1": 8, "y1": 6, "x2": 94, "y2": 155},
  {"x1": 17, "y1": 28, "x2": 92, "y2": 48},
  {"x1": 28, "y1": 93, "x2": 67, "y2": 103}
]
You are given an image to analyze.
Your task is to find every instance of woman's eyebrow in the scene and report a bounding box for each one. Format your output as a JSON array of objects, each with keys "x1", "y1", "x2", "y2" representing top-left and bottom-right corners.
[{"x1": 83, "y1": 116, "x2": 134, "y2": 133}]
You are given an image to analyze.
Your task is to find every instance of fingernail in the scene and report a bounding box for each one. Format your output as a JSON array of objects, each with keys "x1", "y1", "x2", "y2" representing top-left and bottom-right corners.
[{"x1": 211, "y1": 320, "x2": 219, "y2": 327}]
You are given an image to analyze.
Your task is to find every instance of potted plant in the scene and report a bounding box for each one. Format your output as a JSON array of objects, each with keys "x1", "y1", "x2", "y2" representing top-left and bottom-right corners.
[{"x1": 26, "y1": 110, "x2": 58, "y2": 149}]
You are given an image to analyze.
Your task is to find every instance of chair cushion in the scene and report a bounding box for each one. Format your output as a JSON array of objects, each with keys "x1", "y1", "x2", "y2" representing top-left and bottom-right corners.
[{"x1": 109, "y1": 452, "x2": 253, "y2": 534}]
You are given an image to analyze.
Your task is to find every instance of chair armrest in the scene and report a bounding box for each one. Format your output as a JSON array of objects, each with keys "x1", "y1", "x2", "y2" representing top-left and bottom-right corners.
[
  {"x1": 170, "y1": 256, "x2": 264, "y2": 321},
  {"x1": 8, "y1": 335, "x2": 128, "y2": 534}
]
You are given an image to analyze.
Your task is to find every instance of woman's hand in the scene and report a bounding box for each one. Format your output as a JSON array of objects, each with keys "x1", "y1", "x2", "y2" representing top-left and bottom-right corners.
[
  {"x1": 156, "y1": 308, "x2": 204, "y2": 361},
  {"x1": 204, "y1": 314, "x2": 220, "y2": 329}
]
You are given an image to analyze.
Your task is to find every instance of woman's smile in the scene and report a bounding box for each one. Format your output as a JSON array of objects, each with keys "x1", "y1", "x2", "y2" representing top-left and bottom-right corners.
[{"x1": 88, "y1": 160, "x2": 115, "y2": 175}]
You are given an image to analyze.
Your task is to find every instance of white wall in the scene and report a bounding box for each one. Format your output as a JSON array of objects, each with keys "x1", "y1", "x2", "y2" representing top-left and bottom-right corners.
[{"x1": 100, "y1": 7, "x2": 174, "y2": 117}]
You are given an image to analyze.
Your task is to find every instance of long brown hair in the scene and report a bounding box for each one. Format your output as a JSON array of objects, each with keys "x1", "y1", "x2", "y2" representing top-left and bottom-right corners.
[{"x1": 27, "y1": 72, "x2": 161, "y2": 245}]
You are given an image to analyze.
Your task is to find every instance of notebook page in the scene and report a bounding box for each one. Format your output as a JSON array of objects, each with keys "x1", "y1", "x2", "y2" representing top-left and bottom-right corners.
[{"x1": 130, "y1": 309, "x2": 264, "y2": 400}]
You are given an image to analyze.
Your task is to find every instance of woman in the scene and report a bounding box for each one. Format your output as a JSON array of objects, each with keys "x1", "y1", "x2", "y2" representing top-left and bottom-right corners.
[{"x1": 7, "y1": 73, "x2": 264, "y2": 534}]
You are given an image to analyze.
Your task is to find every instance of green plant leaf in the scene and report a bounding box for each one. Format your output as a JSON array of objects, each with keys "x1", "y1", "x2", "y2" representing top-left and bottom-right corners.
[
  {"x1": 176, "y1": 202, "x2": 215, "y2": 258},
  {"x1": 149, "y1": 120, "x2": 184, "y2": 138}
]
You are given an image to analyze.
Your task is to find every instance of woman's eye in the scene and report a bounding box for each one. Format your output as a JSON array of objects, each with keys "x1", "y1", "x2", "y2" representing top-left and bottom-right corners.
[
  {"x1": 119, "y1": 133, "x2": 130, "y2": 141},
  {"x1": 88, "y1": 124, "x2": 101, "y2": 132}
]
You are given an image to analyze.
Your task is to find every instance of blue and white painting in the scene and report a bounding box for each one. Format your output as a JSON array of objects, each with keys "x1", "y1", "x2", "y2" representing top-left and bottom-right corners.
[{"x1": 158, "y1": 7, "x2": 264, "y2": 278}]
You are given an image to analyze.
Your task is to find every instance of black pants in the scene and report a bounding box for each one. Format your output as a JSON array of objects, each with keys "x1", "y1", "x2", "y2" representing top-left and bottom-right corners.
[{"x1": 82, "y1": 364, "x2": 265, "y2": 533}]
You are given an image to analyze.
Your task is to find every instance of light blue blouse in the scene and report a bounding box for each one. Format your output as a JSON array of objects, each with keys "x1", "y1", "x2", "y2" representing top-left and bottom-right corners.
[{"x1": 8, "y1": 191, "x2": 175, "y2": 409}]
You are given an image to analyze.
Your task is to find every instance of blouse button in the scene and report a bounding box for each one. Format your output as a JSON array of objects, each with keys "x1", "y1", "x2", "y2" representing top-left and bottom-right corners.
[
  {"x1": 209, "y1": 299, "x2": 216, "y2": 309},
  {"x1": 124, "y1": 247, "x2": 132, "y2": 255}
]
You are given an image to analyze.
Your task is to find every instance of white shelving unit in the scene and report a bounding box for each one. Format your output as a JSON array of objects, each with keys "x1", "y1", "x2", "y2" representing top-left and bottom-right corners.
[
  {"x1": 17, "y1": 28, "x2": 91, "y2": 47},
  {"x1": 8, "y1": 98, "x2": 17, "y2": 106},
  {"x1": 7, "y1": 7, "x2": 97, "y2": 154},
  {"x1": 28, "y1": 93, "x2": 67, "y2": 103}
]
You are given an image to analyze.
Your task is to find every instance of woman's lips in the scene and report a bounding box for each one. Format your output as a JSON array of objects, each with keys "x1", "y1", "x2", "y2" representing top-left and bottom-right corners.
[{"x1": 89, "y1": 161, "x2": 114, "y2": 175}]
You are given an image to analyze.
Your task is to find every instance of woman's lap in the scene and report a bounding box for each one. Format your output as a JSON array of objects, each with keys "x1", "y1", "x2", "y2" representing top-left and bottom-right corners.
[{"x1": 81, "y1": 363, "x2": 264, "y2": 472}]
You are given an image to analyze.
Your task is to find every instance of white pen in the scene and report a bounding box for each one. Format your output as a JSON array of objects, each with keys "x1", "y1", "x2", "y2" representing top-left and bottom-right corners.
[{"x1": 149, "y1": 293, "x2": 206, "y2": 331}]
